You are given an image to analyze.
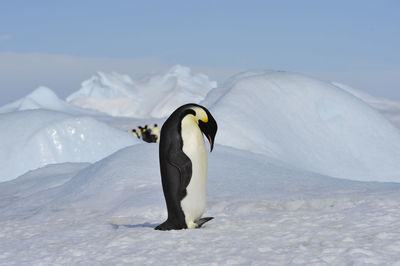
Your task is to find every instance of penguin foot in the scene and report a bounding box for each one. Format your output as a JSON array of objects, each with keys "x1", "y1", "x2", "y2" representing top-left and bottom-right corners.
[
  {"x1": 154, "y1": 220, "x2": 185, "y2": 231},
  {"x1": 155, "y1": 221, "x2": 174, "y2": 231},
  {"x1": 155, "y1": 218, "x2": 213, "y2": 230},
  {"x1": 195, "y1": 217, "x2": 214, "y2": 228}
]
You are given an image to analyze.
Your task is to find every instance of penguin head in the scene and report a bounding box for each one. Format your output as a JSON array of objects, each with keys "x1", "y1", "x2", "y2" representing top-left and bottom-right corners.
[{"x1": 188, "y1": 105, "x2": 218, "y2": 152}]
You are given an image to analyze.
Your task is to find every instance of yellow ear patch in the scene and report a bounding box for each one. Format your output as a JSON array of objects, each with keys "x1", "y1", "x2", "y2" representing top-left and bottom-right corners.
[
  {"x1": 192, "y1": 107, "x2": 208, "y2": 123},
  {"x1": 201, "y1": 117, "x2": 208, "y2": 123}
]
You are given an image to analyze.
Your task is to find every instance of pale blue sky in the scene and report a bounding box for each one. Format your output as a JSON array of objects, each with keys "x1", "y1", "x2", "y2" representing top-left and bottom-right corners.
[{"x1": 0, "y1": 0, "x2": 399, "y2": 104}]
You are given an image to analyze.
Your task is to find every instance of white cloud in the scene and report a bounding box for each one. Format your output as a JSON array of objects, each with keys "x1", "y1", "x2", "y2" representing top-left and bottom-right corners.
[{"x1": 0, "y1": 34, "x2": 13, "y2": 40}]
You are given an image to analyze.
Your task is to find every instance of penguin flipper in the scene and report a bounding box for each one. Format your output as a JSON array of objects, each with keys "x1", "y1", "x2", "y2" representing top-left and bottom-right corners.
[
  {"x1": 195, "y1": 217, "x2": 214, "y2": 228},
  {"x1": 167, "y1": 148, "x2": 192, "y2": 189}
]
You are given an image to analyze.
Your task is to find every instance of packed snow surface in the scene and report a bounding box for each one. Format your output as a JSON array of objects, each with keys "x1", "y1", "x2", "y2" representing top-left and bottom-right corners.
[
  {"x1": 204, "y1": 70, "x2": 400, "y2": 182},
  {"x1": 67, "y1": 65, "x2": 217, "y2": 118},
  {"x1": 1, "y1": 66, "x2": 400, "y2": 264},
  {"x1": 1, "y1": 145, "x2": 400, "y2": 265}
]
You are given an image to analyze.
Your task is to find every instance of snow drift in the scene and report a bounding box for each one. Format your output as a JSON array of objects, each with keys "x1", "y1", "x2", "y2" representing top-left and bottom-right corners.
[
  {"x1": 0, "y1": 86, "x2": 98, "y2": 115},
  {"x1": 333, "y1": 82, "x2": 400, "y2": 128},
  {"x1": 67, "y1": 65, "x2": 217, "y2": 118},
  {"x1": 203, "y1": 70, "x2": 400, "y2": 182},
  {"x1": 2, "y1": 68, "x2": 400, "y2": 183},
  {"x1": 0, "y1": 110, "x2": 139, "y2": 182}
]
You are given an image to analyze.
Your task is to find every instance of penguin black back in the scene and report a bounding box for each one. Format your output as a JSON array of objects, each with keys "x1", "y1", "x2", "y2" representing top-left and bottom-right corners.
[{"x1": 156, "y1": 106, "x2": 195, "y2": 230}]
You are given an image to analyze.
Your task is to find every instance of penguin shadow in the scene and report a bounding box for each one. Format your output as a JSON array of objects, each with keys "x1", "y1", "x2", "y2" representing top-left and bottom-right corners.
[{"x1": 110, "y1": 222, "x2": 157, "y2": 230}]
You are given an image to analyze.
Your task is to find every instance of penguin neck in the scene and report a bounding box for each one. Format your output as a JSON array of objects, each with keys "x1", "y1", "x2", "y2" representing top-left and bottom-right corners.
[
  {"x1": 182, "y1": 114, "x2": 198, "y2": 125},
  {"x1": 180, "y1": 114, "x2": 206, "y2": 155}
]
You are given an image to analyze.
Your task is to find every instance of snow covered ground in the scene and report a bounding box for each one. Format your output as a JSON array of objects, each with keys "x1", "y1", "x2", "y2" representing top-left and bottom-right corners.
[{"x1": 1, "y1": 67, "x2": 400, "y2": 265}]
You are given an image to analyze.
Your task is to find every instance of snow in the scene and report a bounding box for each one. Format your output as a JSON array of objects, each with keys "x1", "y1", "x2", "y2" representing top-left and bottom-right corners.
[
  {"x1": 0, "y1": 109, "x2": 139, "y2": 182},
  {"x1": 67, "y1": 65, "x2": 217, "y2": 118},
  {"x1": 1, "y1": 66, "x2": 400, "y2": 265},
  {"x1": 204, "y1": 70, "x2": 400, "y2": 182},
  {"x1": 333, "y1": 82, "x2": 400, "y2": 129},
  {"x1": 0, "y1": 86, "x2": 100, "y2": 115},
  {"x1": 1, "y1": 145, "x2": 400, "y2": 265}
]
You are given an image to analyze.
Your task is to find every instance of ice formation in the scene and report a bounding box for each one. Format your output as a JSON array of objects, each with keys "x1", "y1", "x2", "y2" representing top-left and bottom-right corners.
[
  {"x1": 67, "y1": 65, "x2": 217, "y2": 118},
  {"x1": 0, "y1": 110, "x2": 139, "y2": 182},
  {"x1": 0, "y1": 86, "x2": 93, "y2": 114}
]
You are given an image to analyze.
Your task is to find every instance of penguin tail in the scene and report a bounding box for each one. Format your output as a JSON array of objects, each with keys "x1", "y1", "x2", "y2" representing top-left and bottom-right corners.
[{"x1": 195, "y1": 217, "x2": 214, "y2": 228}]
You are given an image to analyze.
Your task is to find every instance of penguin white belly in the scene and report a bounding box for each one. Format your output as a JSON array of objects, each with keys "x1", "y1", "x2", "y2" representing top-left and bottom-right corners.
[{"x1": 180, "y1": 116, "x2": 208, "y2": 228}]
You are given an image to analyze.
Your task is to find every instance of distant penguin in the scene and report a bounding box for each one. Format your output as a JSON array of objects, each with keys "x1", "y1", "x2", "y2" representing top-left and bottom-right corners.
[
  {"x1": 141, "y1": 125, "x2": 153, "y2": 143},
  {"x1": 151, "y1": 124, "x2": 160, "y2": 143},
  {"x1": 155, "y1": 103, "x2": 217, "y2": 230},
  {"x1": 137, "y1": 126, "x2": 145, "y2": 140},
  {"x1": 130, "y1": 129, "x2": 139, "y2": 139}
]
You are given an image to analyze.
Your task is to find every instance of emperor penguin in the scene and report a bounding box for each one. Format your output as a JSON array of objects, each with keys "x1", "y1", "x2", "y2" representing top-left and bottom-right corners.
[
  {"x1": 151, "y1": 124, "x2": 160, "y2": 143},
  {"x1": 142, "y1": 125, "x2": 154, "y2": 143},
  {"x1": 155, "y1": 103, "x2": 217, "y2": 230},
  {"x1": 137, "y1": 126, "x2": 143, "y2": 140},
  {"x1": 130, "y1": 129, "x2": 139, "y2": 139}
]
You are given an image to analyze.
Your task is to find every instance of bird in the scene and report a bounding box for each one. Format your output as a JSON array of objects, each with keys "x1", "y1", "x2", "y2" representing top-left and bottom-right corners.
[
  {"x1": 130, "y1": 129, "x2": 140, "y2": 139},
  {"x1": 141, "y1": 125, "x2": 154, "y2": 143},
  {"x1": 137, "y1": 126, "x2": 143, "y2": 140},
  {"x1": 155, "y1": 103, "x2": 217, "y2": 230},
  {"x1": 151, "y1": 124, "x2": 160, "y2": 143}
]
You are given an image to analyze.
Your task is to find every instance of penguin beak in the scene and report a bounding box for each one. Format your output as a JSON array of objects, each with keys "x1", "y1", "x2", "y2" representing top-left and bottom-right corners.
[{"x1": 198, "y1": 115, "x2": 217, "y2": 152}]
